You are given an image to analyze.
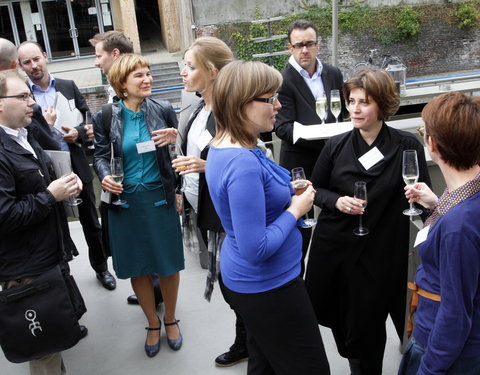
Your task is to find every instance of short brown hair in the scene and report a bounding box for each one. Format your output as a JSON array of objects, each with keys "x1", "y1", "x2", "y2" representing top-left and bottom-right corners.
[
  {"x1": 0, "y1": 69, "x2": 25, "y2": 96},
  {"x1": 89, "y1": 31, "x2": 133, "y2": 54},
  {"x1": 422, "y1": 91, "x2": 480, "y2": 170},
  {"x1": 212, "y1": 60, "x2": 282, "y2": 148},
  {"x1": 343, "y1": 69, "x2": 400, "y2": 121},
  {"x1": 108, "y1": 54, "x2": 150, "y2": 98},
  {"x1": 287, "y1": 19, "x2": 319, "y2": 43},
  {"x1": 185, "y1": 37, "x2": 233, "y2": 77}
]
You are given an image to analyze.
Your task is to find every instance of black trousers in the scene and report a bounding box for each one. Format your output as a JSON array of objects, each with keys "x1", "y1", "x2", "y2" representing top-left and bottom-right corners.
[
  {"x1": 77, "y1": 181, "x2": 107, "y2": 273},
  {"x1": 222, "y1": 277, "x2": 330, "y2": 375}
]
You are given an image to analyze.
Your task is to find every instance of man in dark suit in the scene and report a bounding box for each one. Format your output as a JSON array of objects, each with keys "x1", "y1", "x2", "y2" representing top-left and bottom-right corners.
[
  {"x1": 275, "y1": 20, "x2": 345, "y2": 276},
  {"x1": 17, "y1": 41, "x2": 116, "y2": 291}
]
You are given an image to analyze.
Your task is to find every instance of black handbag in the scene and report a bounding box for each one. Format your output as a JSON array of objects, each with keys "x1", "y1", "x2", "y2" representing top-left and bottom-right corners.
[{"x1": 0, "y1": 265, "x2": 86, "y2": 363}]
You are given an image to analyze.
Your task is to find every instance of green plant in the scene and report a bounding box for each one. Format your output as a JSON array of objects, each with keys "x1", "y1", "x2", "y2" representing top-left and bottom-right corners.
[
  {"x1": 395, "y1": 7, "x2": 421, "y2": 39},
  {"x1": 454, "y1": 2, "x2": 479, "y2": 28}
]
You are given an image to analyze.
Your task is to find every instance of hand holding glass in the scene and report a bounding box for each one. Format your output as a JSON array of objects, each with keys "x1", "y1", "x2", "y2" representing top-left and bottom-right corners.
[
  {"x1": 111, "y1": 157, "x2": 127, "y2": 205},
  {"x1": 291, "y1": 167, "x2": 316, "y2": 228},
  {"x1": 402, "y1": 150, "x2": 422, "y2": 216},
  {"x1": 59, "y1": 160, "x2": 82, "y2": 206},
  {"x1": 330, "y1": 89, "x2": 341, "y2": 123},
  {"x1": 353, "y1": 181, "x2": 368, "y2": 236},
  {"x1": 316, "y1": 94, "x2": 327, "y2": 124}
]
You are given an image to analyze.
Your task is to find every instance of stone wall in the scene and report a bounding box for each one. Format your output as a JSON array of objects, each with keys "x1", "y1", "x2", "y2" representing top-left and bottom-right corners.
[{"x1": 317, "y1": 21, "x2": 480, "y2": 78}]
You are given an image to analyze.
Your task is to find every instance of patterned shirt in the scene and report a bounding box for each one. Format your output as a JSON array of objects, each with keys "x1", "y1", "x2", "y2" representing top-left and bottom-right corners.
[{"x1": 425, "y1": 171, "x2": 480, "y2": 227}]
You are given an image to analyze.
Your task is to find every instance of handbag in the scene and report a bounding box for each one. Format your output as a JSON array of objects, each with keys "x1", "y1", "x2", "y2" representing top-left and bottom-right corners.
[{"x1": 0, "y1": 264, "x2": 86, "y2": 363}]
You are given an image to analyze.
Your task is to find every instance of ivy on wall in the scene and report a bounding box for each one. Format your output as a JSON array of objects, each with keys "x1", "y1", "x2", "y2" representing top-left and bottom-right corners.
[{"x1": 217, "y1": 0, "x2": 480, "y2": 63}]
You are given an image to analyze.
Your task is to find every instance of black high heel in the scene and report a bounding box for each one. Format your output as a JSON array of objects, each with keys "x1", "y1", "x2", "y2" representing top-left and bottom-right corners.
[
  {"x1": 144, "y1": 317, "x2": 161, "y2": 357},
  {"x1": 164, "y1": 318, "x2": 183, "y2": 351}
]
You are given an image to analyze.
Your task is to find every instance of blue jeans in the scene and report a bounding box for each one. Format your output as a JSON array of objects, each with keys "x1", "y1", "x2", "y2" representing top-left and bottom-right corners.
[{"x1": 398, "y1": 337, "x2": 480, "y2": 375}]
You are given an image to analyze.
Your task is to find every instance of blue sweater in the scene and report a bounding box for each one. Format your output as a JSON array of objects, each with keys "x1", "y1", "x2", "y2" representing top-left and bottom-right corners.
[
  {"x1": 414, "y1": 192, "x2": 480, "y2": 375},
  {"x1": 206, "y1": 147, "x2": 301, "y2": 293}
]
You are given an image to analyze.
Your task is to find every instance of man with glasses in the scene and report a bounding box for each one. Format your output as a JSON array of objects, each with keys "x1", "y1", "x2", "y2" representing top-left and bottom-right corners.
[
  {"x1": 0, "y1": 68, "x2": 83, "y2": 375},
  {"x1": 17, "y1": 41, "x2": 116, "y2": 292},
  {"x1": 275, "y1": 19, "x2": 345, "y2": 276}
]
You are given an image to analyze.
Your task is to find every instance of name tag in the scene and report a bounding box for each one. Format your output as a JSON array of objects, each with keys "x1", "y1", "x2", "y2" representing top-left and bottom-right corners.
[
  {"x1": 68, "y1": 99, "x2": 76, "y2": 111},
  {"x1": 414, "y1": 225, "x2": 430, "y2": 247},
  {"x1": 358, "y1": 147, "x2": 384, "y2": 170},
  {"x1": 136, "y1": 140, "x2": 155, "y2": 154},
  {"x1": 196, "y1": 129, "x2": 213, "y2": 152}
]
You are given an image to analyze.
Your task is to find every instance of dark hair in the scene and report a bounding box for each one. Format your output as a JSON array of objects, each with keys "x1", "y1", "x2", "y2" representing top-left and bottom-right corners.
[
  {"x1": 287, "y1": 19, "x2": 318, "y2": 43},
  {"x1": 212, "y1": 60, "x2": 282, "y2": 148},
  {"x1": 422, "y1": 91, "x2": 480, "y2": 170},
  {"x1": 18, "y1": 41, "x2": 45, "y2": 54},
  {"x1": 89, "y1": 31, "x2": 134, "y2": 54},
  {"x1": 343, "y1": 69, "x2": 400, "y2": 121}
]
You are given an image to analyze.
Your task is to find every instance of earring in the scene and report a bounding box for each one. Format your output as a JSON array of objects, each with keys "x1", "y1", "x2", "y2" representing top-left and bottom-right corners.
[{"x1": 123, "y1": 91, "x2": 128, "y2": 97}]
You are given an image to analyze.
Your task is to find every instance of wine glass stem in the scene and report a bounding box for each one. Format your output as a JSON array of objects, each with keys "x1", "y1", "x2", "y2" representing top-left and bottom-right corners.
[
  {"x1": 358, "y1": 214, "x2": 363, "y2": 230},
  {"x1": 410, "y1": 202, "x2": 415, "y2": 211}
]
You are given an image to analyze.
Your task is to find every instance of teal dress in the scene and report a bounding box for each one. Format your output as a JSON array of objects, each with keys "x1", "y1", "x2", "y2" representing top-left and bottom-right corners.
[{"x1": 108, "y1": 101, "x2": 184, "y2": 279}]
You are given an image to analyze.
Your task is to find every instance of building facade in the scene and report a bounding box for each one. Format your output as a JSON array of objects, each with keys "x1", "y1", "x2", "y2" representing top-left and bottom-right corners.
[{"x1": 0, "y1": 0, "x2": 194, "y2": 61}]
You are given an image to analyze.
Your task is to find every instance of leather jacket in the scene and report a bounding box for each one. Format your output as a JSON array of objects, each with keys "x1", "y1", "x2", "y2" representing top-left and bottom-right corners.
[{"x1": 92, "y1": 97, "x2": 178, "y2": 205}]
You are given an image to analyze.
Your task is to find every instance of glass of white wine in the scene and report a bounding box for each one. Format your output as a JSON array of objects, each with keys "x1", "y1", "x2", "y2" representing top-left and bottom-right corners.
[
  {"x1": 59, "y1": 160, "x2": 82, "y2": 206},
  {"x1": 330, "y1": 89, "x2": 341, "y2": 123},
  {"x1": 352, "y1": 181, "x2": 368, "y2": 236},
  {"x1": 291, "y1": 167, "x2": 317, "y2": 228},
  {"x1": 316, "y1": 93, "x2": 327, "y2": 124},
  {"x1": 402, "y1": 150, "x2": 422, "y2": 216},
  {"x1": 85, "y1": 111, "x2": 95, "y2": 150},
  {"x1": 111, "y1": 157, "x2": 127, "y2": 206}
]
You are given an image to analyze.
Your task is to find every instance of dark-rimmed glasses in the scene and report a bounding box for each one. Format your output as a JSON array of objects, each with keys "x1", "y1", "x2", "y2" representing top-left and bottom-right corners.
[
  {"x1": 417, "y1": 126, "x2": 426, "y2": 137},
  {"x1": 291, "y1": 41, "x2": 317, "y2": 50},
  {"x1": 0, "y1": 93, "x2": 34, "y2": 101},
  {"x1": 252, "y1": 94, "x2": 279, "y2": 105}
]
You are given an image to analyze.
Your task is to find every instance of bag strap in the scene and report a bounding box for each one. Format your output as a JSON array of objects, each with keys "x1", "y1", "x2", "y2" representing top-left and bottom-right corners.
[{"x1": 102, "y1": 103, "x2": 113, "y2": 135}]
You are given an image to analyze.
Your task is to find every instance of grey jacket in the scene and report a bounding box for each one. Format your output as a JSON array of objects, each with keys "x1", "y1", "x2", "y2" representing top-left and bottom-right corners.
[{"x1": 92, "y1": 97, "x2": 178, "y2": 205}]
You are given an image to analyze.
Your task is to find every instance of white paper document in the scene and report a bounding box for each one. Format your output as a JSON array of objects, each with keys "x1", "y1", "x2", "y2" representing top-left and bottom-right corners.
[
  {"x1": 54, "y1": 92, "x2": 83, "y2": 134},
  {"x1": 292, "y1": 121, "x2": 353, "y2": 143}
]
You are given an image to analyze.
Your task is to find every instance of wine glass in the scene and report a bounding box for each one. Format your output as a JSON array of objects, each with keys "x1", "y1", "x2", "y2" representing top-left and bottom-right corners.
[
  {"x1": 402, "y1": 150, "x2": 422, "y2": 216},
  {"x1": 169, "y1": 144, "x2": 188, "y2": 192},
  {"x1": 111, "y1": 157, "x2": 127, "y2": 205},
  {"x1": 59, "y1": 160, "x2": 82, "y2": 206},
  {"x1": 85, "y1": 111, "x2": 95, "y2": 150},
  {"x1": 330, "y1": 89, "x2": 341, "y2": 123},
  {"x1": 316, "y1": 93, "x2": 327, "y2": 124},
  {"x1": 291, "y1": 167, "x2": 317, "y2": 228},
  {"x1": 353, "y1": 181, "x2": 368, "y2": 236}
]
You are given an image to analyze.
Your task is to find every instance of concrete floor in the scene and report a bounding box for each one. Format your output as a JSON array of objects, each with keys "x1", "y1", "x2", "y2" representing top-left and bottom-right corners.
[{"x1": 0, "y1": 221, "x2": 403, "y2": 375}]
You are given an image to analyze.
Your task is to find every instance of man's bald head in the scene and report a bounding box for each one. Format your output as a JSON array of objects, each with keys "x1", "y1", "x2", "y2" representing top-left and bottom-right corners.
[{"x1": 0, "y1": 38, "x2": 18, "y2": 70}]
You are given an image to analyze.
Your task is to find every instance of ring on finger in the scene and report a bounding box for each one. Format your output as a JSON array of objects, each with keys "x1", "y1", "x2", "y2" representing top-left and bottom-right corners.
[{"x1": 347, "y1": 207, "x2": 351, "y2": 212}]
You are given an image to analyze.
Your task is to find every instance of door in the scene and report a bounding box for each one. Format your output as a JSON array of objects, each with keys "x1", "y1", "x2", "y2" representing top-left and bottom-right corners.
[
  {"x1": 0, "y1": 3, "x2": 16, "y2": 42},
  {"x1": 40, "y1": 0, "x2": 104, "y2": 60}
]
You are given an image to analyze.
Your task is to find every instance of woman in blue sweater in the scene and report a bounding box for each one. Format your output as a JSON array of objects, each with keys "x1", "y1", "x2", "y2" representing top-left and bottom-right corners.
[
  {"x1": 206, "y1": 60, "x2": 330, "y2": 374},
  {"x1": 400, "y1": 92, "x2": 480, "y2": 375}
]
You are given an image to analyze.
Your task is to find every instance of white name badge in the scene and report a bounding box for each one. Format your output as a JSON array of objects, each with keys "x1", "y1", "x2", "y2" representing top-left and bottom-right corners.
[
  {"x1": 68, "y1": 99, "x2": 76, "y2": 111},
  {"x1": 136, "y1": 140, "x2": 155, "y2": 154},
  {"x1": 414, "y1": 225, "x2": 430, "y2": 247},
  {"x1": 196, "y1": 129, "x2": 213, "y2": 151},
  {"x1": 358, "y1": 147, "x2": 384, "y2": 170}
]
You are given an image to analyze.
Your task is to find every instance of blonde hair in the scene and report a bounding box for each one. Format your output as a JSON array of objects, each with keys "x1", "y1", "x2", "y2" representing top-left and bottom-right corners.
[
  {"x1": 185, "y1": 37, "x2": 233, "y2": 76},
  {"x1": 212, "y1": 60, "x2": 282, "y2": 147},
  {"x1": 108, "y1": 54, "x2": 150, "y2": 98}
]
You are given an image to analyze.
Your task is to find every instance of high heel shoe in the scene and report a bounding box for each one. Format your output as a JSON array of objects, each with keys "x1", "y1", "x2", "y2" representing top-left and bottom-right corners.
[
  {"x1": 164, "y1": 318, "x2": 183, "y2": 351},
  {"x1": 144, "y1": 317, "x2": 161, "y2": 357}
]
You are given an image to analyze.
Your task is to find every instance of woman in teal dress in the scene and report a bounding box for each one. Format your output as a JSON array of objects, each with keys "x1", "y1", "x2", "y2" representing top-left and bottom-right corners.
[{"x1": 93, "y1": 54, "x2": 184, "y2": 358}]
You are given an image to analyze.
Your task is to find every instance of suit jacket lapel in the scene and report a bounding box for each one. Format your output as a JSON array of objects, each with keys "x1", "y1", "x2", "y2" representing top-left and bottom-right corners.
[{"x1": 287, "y1": 65, "x2": 316, "y2": 107}]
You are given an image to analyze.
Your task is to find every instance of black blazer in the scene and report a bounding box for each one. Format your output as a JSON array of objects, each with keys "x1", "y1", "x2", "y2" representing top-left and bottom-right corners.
[
  {"x1": 275, "y1": 62, "x2": 345, "y2": 178},
  {"x1": 29, "y1": 78, "x2": 92, "y2": 184},
  {"x1": 180, "y1": 101, "x2": 223, "y2": 232}
]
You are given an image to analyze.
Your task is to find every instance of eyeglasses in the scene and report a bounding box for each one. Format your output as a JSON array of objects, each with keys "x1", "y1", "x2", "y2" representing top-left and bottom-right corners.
[
  {"x1": 252, "y1": 94, "x2": 279, "y2": 105},
  {"x1": 0, "y1": 93, "x2": 34, "y2": 101},
  {"x1": 291, "y1": 41, "x2": 317, "y2": 50},
  {"x1": 417, "y1": 126, "x2": 426, "y2": 137}
]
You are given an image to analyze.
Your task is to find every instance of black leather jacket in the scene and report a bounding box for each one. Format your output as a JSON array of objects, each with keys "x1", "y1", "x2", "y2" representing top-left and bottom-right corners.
[
  {"x1": 92, "y1": 97, "x2": 178, "y2": 205},
  {"x1": 0, "y1": 126, "x2": 75, "y2": 281}
]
